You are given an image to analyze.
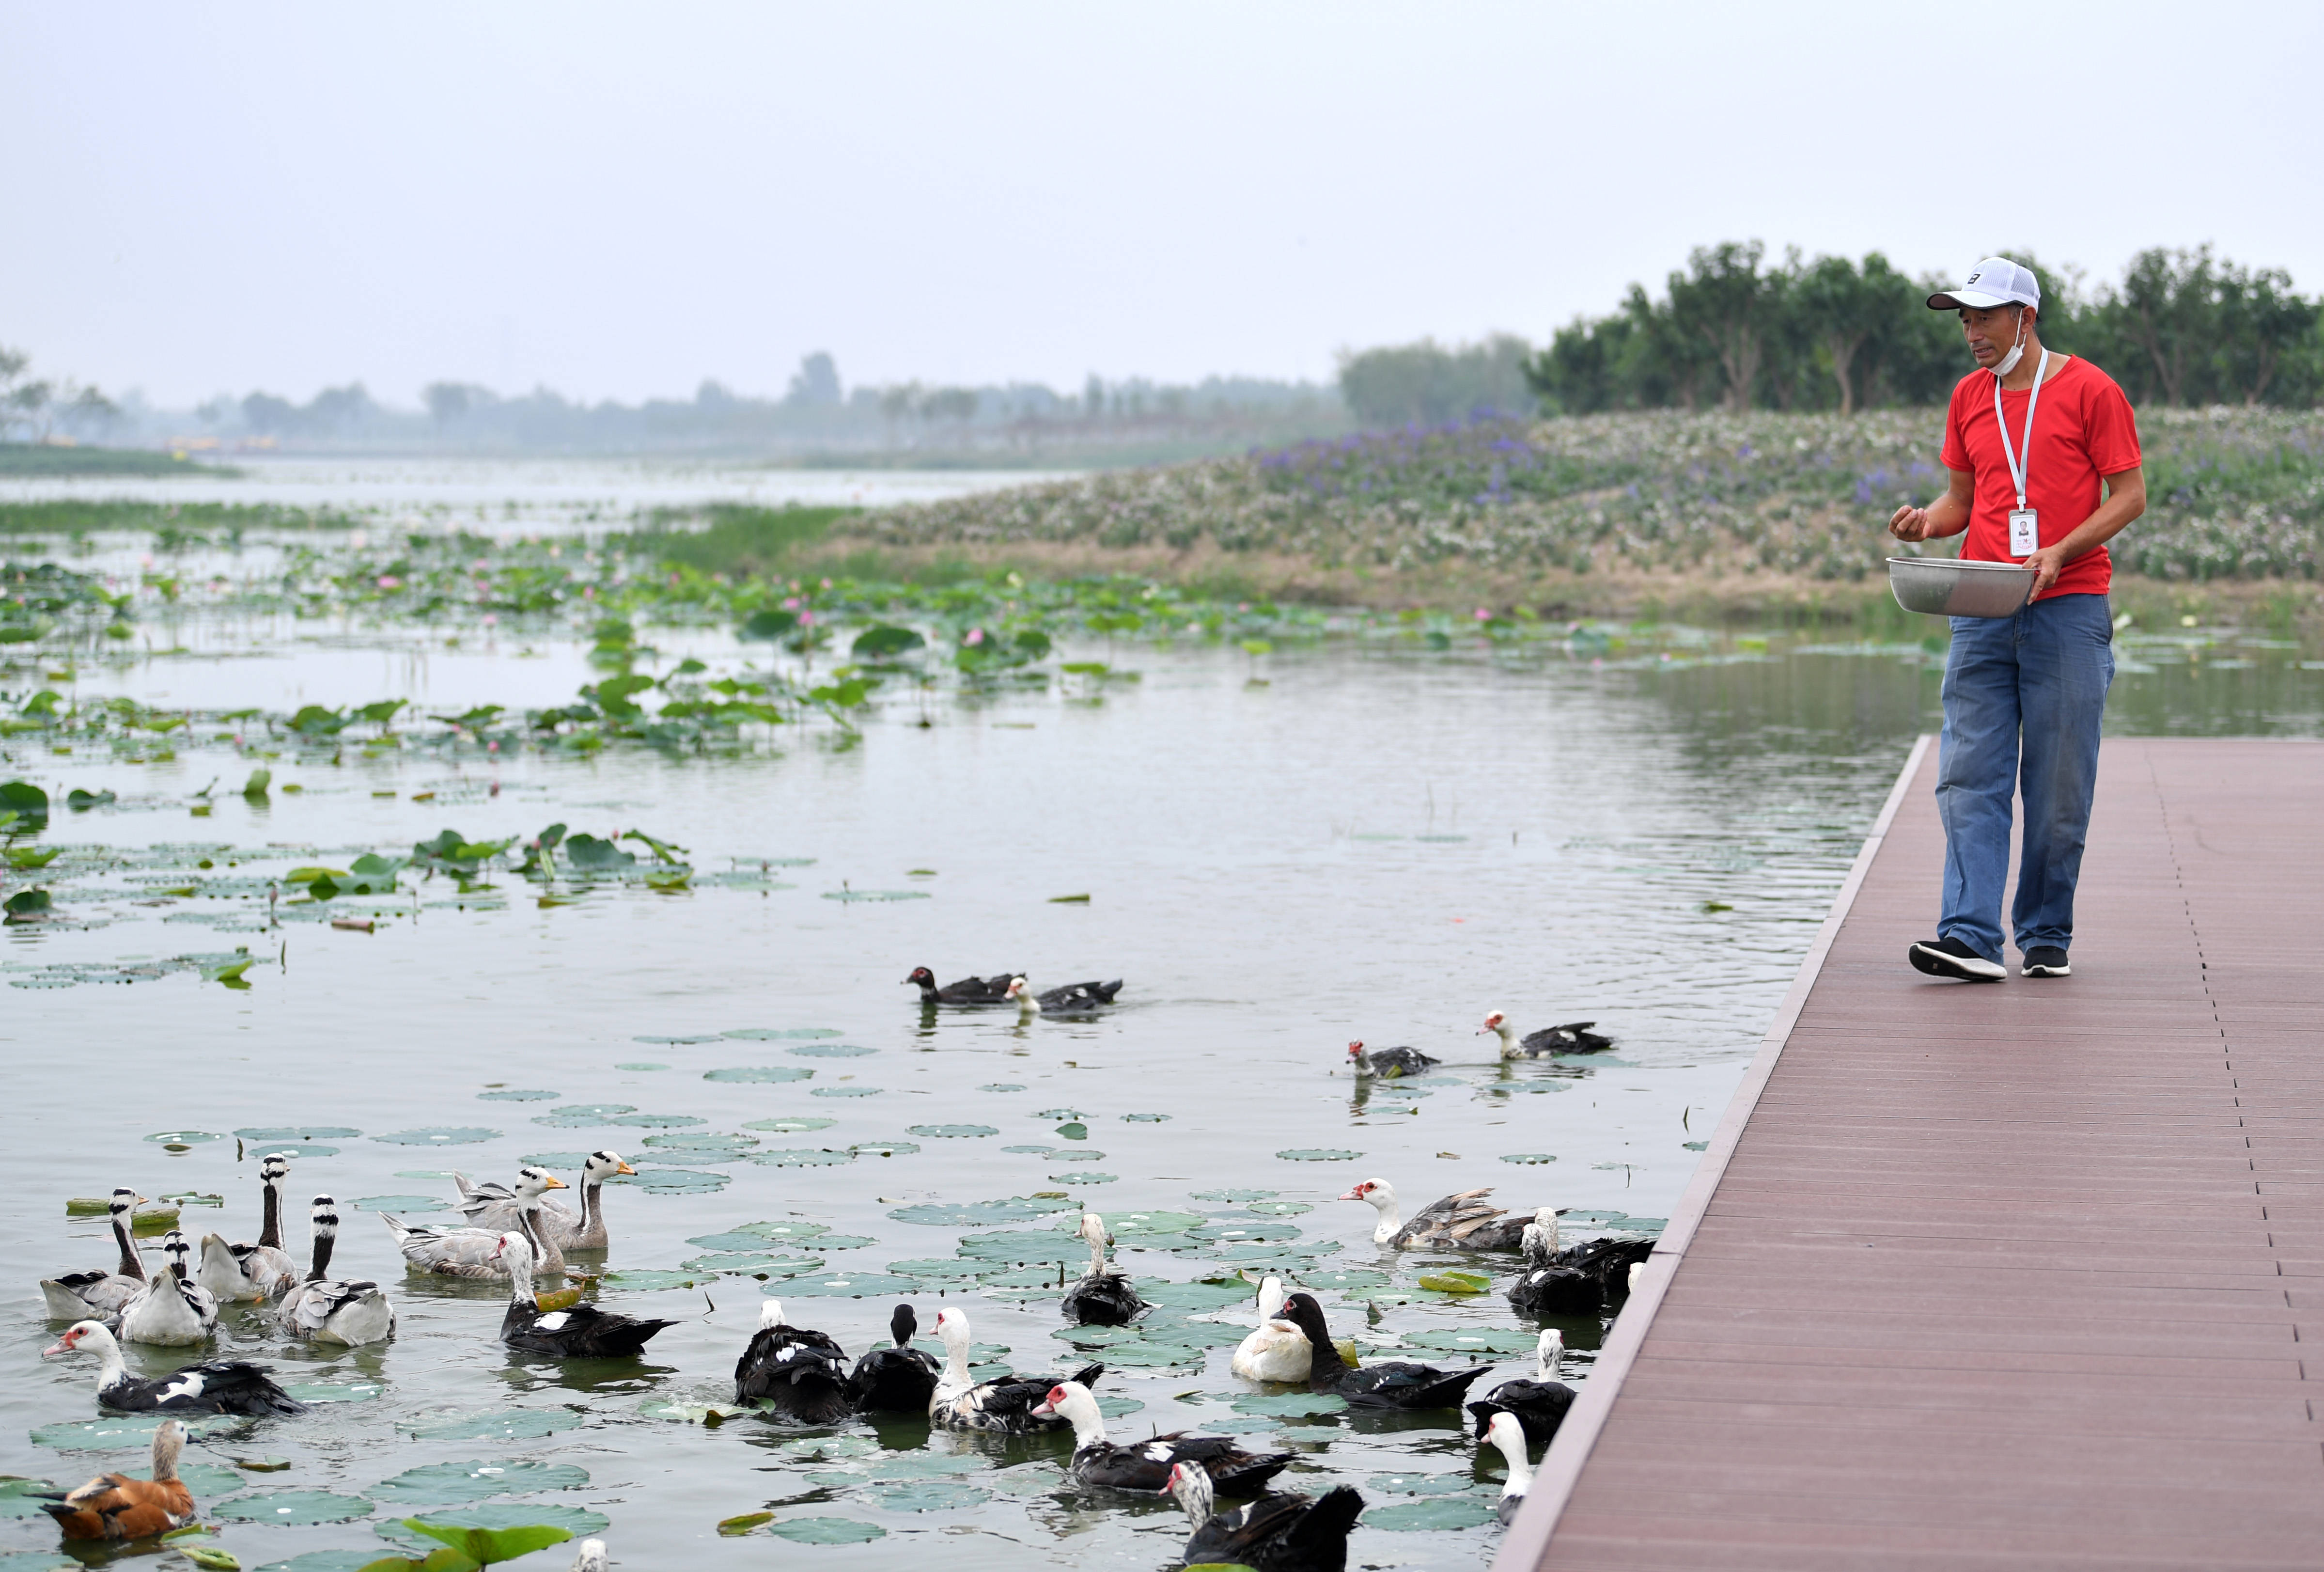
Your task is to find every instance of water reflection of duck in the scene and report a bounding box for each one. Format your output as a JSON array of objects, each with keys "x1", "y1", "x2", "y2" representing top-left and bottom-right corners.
[
  {"x1": 1345, "y1": 1040, "x2": 1439, "y2": 1078},
  {"x1": 495, "y1": 1232, "x2": 673, "y2": 1359},
  {"x1": 928, "y1": 1305, "x2": 1104, "y2": 1432},
  {"x1": 39, "y1": 1418, "x2": 196, "y2": 1540},
  {"x1": 1280, "y1": 1292, "x2": 1489, "y2": 1410},
  {"x1": 1034, "y1": 1380, "x2": 1292, "y2": 1494},
  {"x1": 1468, "y1": 1328, "x2": 1574, "y2": 1446},
  {"x1": 846, "y1": 1303, "x2": 940, "y2": 1411},
  {"x1": 734, "y1": 1298, "x2": 853, "y2": 1421},
  {"x1": 1339, "y1": 1179, "x2": 1532, "y2": 1250},
  {"x1": 1061, "y1": 1211, "x2": 1148, "y2": 1326},
  {"x1": 42, "y1": 1320, "x2": 305, "y2": 1415},
  {"x1": 1161, "y1": 1459, "x2": 1365, "y2": 1571},
  {"x1": 1481, "y1": 1010, "x2": 1613, "y2": 1056}
]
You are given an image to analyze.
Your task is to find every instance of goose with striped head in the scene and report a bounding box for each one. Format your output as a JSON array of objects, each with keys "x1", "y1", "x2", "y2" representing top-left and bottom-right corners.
[
  {"x1": 39, "y1": 1189, "x2": 149, "y2": 1324},
  {"x1": 384, "y1": 1166, "x2": 567, "y2": 1279},
  {"x1": 454, "y1": 1150, "x2": 634, "y2": 1252},
  {"x1": 278, "y1": 1196, "x2": 396, "y2": 1345},
  {"x1": 118, "y1": 1233, "x2": 218, "y2": 1347},
  {"x1": 198, "y1": 1151, "x2": 299, "y2": 1302}
]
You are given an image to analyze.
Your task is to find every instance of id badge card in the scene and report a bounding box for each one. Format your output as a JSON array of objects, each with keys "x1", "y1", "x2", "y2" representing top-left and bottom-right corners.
[{"x1": 2008, "y1": 507, "x2": 2039, "y2": 557}]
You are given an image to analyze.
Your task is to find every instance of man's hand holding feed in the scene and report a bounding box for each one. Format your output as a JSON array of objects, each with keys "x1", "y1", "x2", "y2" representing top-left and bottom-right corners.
[{"x1": 1890, "y1": 504, "x2": 1934, "y2": 542}]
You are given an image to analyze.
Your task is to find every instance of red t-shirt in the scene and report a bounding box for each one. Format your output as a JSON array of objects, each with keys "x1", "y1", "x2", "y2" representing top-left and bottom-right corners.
[{"x1": 1939, "y1": 355, "x2": 2142, "y2": 600}]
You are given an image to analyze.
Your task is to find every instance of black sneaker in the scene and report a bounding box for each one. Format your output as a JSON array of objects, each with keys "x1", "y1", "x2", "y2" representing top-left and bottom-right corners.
[
  {"x1": 1908, "y1": 936, "x2": 2006, "y2": 982},
  {"x1": 2021, "y1": 946, "x2": 2071, "y2": 977}
]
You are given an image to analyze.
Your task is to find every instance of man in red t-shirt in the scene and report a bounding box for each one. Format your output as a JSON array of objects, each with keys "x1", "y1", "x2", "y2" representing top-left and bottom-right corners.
[{"x1": 1887, "y1": 256, "x2": 2146, "y2": 983}]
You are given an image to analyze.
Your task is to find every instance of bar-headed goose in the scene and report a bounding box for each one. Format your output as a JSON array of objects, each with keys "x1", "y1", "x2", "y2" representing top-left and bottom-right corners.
[
  {"x1": 40, "y1": 1416, "x2": 196, "y2": 1540},
  {"x1": 278, "y1": 1196, "x2": 396, "y2": 1346},
  {"x1": 384, "y1": 1167, "x2": 567, "y2": 1279},
  {"x1": 455, "y1": 1151, "x2": 633, "y2": 1252},
  {"x1": 493, "y1": 1233, "x2": 673, "y2": 1358},
  {"x1": 42, "y1": 1320, "x2": 305, "y2": 1415},
  {"x1": 119, "y1": 1233, "x2": 218, "y2": 1347},
  {"x1": 197, "y1": 1153, "x2": 299, "y2": 1303},
  {"x1": 40, "y1": 1189, "x2": 149, "y2": 1324}
]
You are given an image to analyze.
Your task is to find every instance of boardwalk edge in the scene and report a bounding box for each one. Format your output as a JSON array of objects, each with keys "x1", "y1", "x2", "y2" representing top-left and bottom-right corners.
[{"x1": 1491, "y1": 732, "x2": 1934, "y2": 1571}]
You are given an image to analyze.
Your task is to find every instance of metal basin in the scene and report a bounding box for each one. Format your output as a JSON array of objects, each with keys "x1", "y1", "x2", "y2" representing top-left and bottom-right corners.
[{"x1": 1887, "y1": 556, "x2": 2036, "y2": 619}]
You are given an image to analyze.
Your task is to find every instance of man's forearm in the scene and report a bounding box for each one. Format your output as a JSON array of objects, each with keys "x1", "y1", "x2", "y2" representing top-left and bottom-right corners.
[
  {"x1": 1921, "y1": 492, "x2": 1973, "y2": 538},
  {"x1": 2052, "y1": 472, "x2": 2147, "y2": 562}
]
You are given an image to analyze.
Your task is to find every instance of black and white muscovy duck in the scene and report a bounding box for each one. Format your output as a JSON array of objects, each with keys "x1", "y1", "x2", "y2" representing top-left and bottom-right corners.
[
  {"x1": 1468, "y1": 1328, "x2": 1573, "y2": 1446},
  {"x1": 119, "y1": 1234, "x2": 218, "y2": 1348},
  {"x1": 1161, "y1": 1461, "x2": 1365, "y2": 1572},
  {"x1": 735, "y1": 1299, "x2": 853, "y2": 1422},
  {"x1": 1507, "y1": 1234, "x2": 1655, "y2": 1317},
  {"x1": 846, "y1": 1303, "x2": 940, "y2": 1412},
  {"x1": 927, "y1": 1305, "x2": 1103, "y2": 1432},
  {"x1": 1344, "y1": 1040, "x2": 1439, "y2": 1079},
  {"x1": 196, "y1": 1152, "x2": 298, "y2": 1304},
  {"x1": 385, "y1": 1167, "x2": 568, "y2": 1279},
  {"x1": 456, "y1": 1150, "x2": 633, "y2": 1252},
  {"x1": 38, "y1": 1415, "x2": 197, "y2": 1541},
  {"x1": 1340, "y1": 1180, "x2": 1537, "y2": 1251},
  {"x1": 1032, "y1": 1380, "x2": 1292, "y2": 1495},
  {"x1": 43, "y1": 1320, "x2": 306, "y2": 1415},
  {"x1": 1280, "y1": 1292, "x2": 1489, "y2": 1410},
  {"x1": 903, "y1": 966, "x2": 1023, "y2": 1005},
  {"x1": 493, "y1": 1233, "x2": 674, "y2": 1358},
  {"x1": 277, "y1": 1196, "x2": 396, "y2": 1346},
  {"x1": 40, "y1": 1188, "x2": 150, "y2": 1324},
  {"x1": 1483, "y1": 1409, "x2": 1536, "y2": 1524},
  {"x1": 1480, "y1": 1010, "x2": 1613, "y2": 1056},
  {"x1": 1007, "y1": 975, "x2": 1125, "y2": 1015},
  {"x1": 1061, "y1": 1211, "x2": 1148, "y2": 1326}
]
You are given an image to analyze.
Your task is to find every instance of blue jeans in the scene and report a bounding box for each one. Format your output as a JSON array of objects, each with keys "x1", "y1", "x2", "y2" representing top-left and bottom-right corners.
[{"x1": 1935, "y1": 592, "x2": 2114, "y2": 963}]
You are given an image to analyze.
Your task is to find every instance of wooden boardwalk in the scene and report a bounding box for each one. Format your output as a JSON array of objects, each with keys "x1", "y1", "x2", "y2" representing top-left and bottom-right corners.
[{"x1": 1502, "y1": 736, "x2": 2324, "y2": 1571}]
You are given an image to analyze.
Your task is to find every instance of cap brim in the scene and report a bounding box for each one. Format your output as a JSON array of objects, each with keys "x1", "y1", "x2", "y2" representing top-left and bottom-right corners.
[{"x1": 1928, "y1": 289, "x2": 2012, "y2": 310}]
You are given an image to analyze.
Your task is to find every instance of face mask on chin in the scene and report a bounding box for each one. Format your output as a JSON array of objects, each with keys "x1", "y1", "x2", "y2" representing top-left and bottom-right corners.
[{"x1": 1992, "y1": 309, "x2": 2028, "y2": 376}]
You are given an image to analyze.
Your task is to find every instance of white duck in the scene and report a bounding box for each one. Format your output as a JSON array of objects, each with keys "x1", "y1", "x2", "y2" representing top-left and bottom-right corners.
[
  {"x1": 118, "y1": 1233, "x2": 219, "y2": 1347},
  {"x1": 1005, "y1": 976, "x2": 1040, "y2": 1021},
  {"x1": 454, "y1": 1151, "x2": 633, "y2": 1252},
  {"x1": 568, "y1": 1543, "x2": 608, "y2": 1572},
  {"x1": 1485, "y1": 1408, "x2": 1536, "y2": 1524},
  {"x1": 198, "y1": 1152, "x2": 299, "y2": 1302},
  {"x1": 279, "y1": 1195, "x2": 396, "y2": 1346},
  {"x1": 383, "y1": 1166, "x2": 567, "y2": 1279},
  {"x1": 40, "y1": 1189, "x2": 150, "y2": 1324},
  {"x1": 1229, "y1": 1276, "x2": 1310, "y2": 1383}
]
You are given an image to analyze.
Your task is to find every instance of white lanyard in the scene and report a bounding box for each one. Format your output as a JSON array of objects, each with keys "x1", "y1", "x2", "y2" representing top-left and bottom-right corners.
[{"x1": 1992, "y1": 348, "x2": 2050, "y2": 510}]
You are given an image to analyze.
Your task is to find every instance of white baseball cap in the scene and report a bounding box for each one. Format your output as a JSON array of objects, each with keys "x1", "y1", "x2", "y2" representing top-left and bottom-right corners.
[{"x1": 1928, "y1": 256, "x2": 2041, "y2": 311}]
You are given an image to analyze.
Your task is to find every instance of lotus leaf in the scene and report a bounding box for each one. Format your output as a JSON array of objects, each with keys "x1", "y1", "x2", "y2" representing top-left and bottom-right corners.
[
  {"x1": 1417, "y1": 1270, "x2": 1494, "y2": 1295},
  {"x1": 810, "y1": 1085, "x2": 880, "y2": 1098},
  {"x1": 1122, "y1": 1113, "x2": 1170, "y2": 1122},
  {"x1": 702, "y1": 1066, "x2": 812, "y2": 1084},
  {"x1": 978, "y1": 1083, "x2": 1025, "y2": 1092},
  {"x1": 1364, "y1": 1496, "x2": 1496, "y2": 1530},
  {"x1": 517, "y1": 1153, "x2": 589, "y2": 1170},
  {"x1": 861, "y1": 1480, "x2": 989, "y2": 1513},
  {"x1": 722, "y1": 1026, "x2": 840, "y2": 1039},
  {"x1": 30, "y1": 1414, "x2": 236, "y2": 1449},
  {"x1": 236, "y1": 1126, "x2": 362, "y2": 1142},
  {"x1": 741, "y1": 1116, "x2": 836, "y2": 1133},
  {"x1": 787, "y1": 1043, "x2": 874, "y2": 1057},
  {"x1": 770, "y1": 1272, "x2": 919, "y2": 1297},
  {"x1": 403, "y1": 1410, "x2": 580, "y2": 1441},
  {"x1": 882, "y1": 1258, "x2": 983, "y2": 1281},
  {"x1": 746, "y1": 1148, "x2": 851, "y2": 1167},
  {"x1": 887, "y1": 1196, "x2": 1075, "y2": 1227},
  {"x1": 847, "y1": 1141, "x2": 919, "y2": 1157},
  {"x1": 1188, "y1": 1222, "x2": 1303, "y2": 1243},
  {"x1": 217, "y1": 1491, "x2": 374, "y2": 1524},
  {"x1": 764, "y1": 1518, "x2": 884, "y2": 1544},
  {"x1": 475, "y1": 1090, "x2": 557, "y2": 1102},
  {"x1": 145, "y1": 1129, "x2": 224, "y2": 1144},
  {"x1": 1134, "y1": 1279, "x2": 1252, "y2": 1310},
  {"x1": 1500, "y1": 1152, "x2": 1558, "y2": 1164},
  {"x1": 613, "y1": 1062, "x2": 667, "y2": 1071},
  {"x1": 559, "y1": 834, "x2": 633, "y2": 870},
  {"x1": 255, "y1": 1554, "x2": 380, "y2": 1572},
  {"x1": 1094, "y1": 1341, "x2": 1204, "y2": 1368},
  {"x1": 280, "y1": 1381, "x2": 383, "y2": 1403},
  {"x1": 953, "y1": 1230, "x2": 1083, "y2": 1264},
  {"x1": 373, "y1": 1128, "x2": 499, "y2": 1146},
  {"x1": 366, "y1": 1462, "x2": 588, "y2": 1507},
  {"x1": 597, "y1": 1270, "x2": 701, "y2": 1291},
  {"x1": 1276, "y1": 1148, "x2": 1360, "y2": 1162},
  {"x1": 906, "y1": 1124, "x2": 997, "y2": 1139},
  {"x1": 1105, "y1": 1210, "x2": 1202, "y2": 1235},
  {"x1": 1230, "y1": 1391, "x2": 1347, "y2": 1417},
  {"x1": 1298, "y1": 1268, "x2": 1390, "y2": 1290},
  {"x1": 717, "y1": 1511, "x2": 773, "y2": 1535},
  {"x1": 733, "y1": 1219, "x2": 831, "y2": 1241},
  {"x1": 1405, "y1": 1328, "x2": 1541, "y2": 1354},
  {"x1": 178, "y1": 1551, "x2": 238, "y2": 1572},
  {"x1": 820, "y1": 889, "x2": 928, "y2": 902},
  {"x1": 643, "y1": 1131, "x2": 755, "y2": 1151},
  {"x1": 679, "y1": 1253, "x2": 820, "y2": 1275},
  {"x1": 618, "y1": 1168, "x2": 729, "y2": 1193},
  {"x1": 378, "y1": 1504, "x2": 605, "y2": 1542},
  {"x1": 1369, "y1": 1470, "x2": 1473, "y2": 1495}
]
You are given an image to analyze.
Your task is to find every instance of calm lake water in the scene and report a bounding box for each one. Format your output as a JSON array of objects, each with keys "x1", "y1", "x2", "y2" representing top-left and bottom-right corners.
[{"x1": 5, "y1": 467, "x2": 2322, "y2": 1571}]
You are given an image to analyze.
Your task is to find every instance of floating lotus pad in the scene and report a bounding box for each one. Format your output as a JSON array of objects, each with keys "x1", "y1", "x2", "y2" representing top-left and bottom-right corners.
[
  {"x1": 632, "y1": 1034, "x2": 723, "y2": 1045},
  {"x1": 703, "y1": 1066, "x2": 814, "y2": 1084},
  {"x1": 810, "y1": 1085, "x2": 882, "y2": 1099},
  {"x1": 215, "y1": 1490, "x2": 374, "y2": 1524},
  {"x1": 280, "y1": 1382, "x2": 382, "y2": 1404},
  {"x1": 848, "y1": 1141, "x2": 920, "y2": 1157},
  {"x1": 30, "y1": 1415, "x2": 238, "y2": 1449},
  {"x1": 722, "y1": 1027, "x2": 843, "y2": 1040},
  {"x1": 614, "y1": 1146, "x2": 738, "y2": 1167},
  {"x1": 977, "y1": 1265, "x2": 1074, "y2": 1289},
  {"x1": 532, "y1": 1104, "x2": 638, "y2": 1126},
  {"x1": 1135, "y1": 1279, "x2": 1254, "y2": 1310},
  {"x1": 144, "y1": 1130, "x2": 224, "y2": 1144},
  {"x1": 777, "y1": 1435, "x2": 882, "y2": 1460},
  {"x1": 770, "y1": 1272, "x2": 920, "y2": 1297},
  {"x1": 598, "y1": 1269, "x2": 702, "y2": 1291},
  {"x1": 1093, "y1": 1341, "x2": 1204, "y2": 1368},
  {"x1": 236, "y1": 1126, "x2": 362, "y2": 1142},
  {"x1": 256, "y1": 1144, "x2": 340, "y2": 1159},
  {"x1": 253, "y1": 1553, "x2": 380, "y2": 1572},
  {"x1": 1188, "y1": 1222, "x2": 1303, "y2": 1243},
  {"x1": 978, "y1": 1083, "x2": 1025, "y2": 1093},
  {"x1": 1231, "y1": 1391, "x2": 1348, "y2": 1417},
  {"x1": 643, "y1": 1129, "x2": 755, "y2": 1151},
  {"x1": 618, "y1": 1168, "x2": 729, "y2": 1193},
  {"x1": 374, "y1": 1127, "x2": 500, "y2": 1145},
  {"x1": 1050, "y1": 1172, "x2": 1117, "y2": 1184},
  {"x1": 1244, "y1": 1199, "x2": 1314, "y2": 1217},
  {"x1": 888, "y1": 1196, "x2": 1076, "y2": 1227},
  {"x1": 1365, "y1": 1496, "x2": 1497, "y2": 1530},
  {"x1": 1297, "y1": 1268, "x2": 1391, "y2": 1290},
  {"x1": 764, "y1": 1518, "x2": 885, "y2": 1544},
  {"x1": 1052, "y1": 1123, "x2": 1088, "y2": 1140},
  {"x1": 734, "y1": 1220, "x2": 833, "y2": 1242},
  {"x1": 861, "y1": 1480, "x2": 987, "y2": 1511},
  {"x1": 605, "y1": 1113, "x2": 704, "y2": 1128},
  {"x1": 1499, "y1": 1153, "x2": 1558, "y2": 1165},
  {"x1": 1277, "y1": 1148, "x2": 1361, "y2": 1162},
  {"x1": 821, "y1": 890, "x2": 930, "y2": 903},
  {"x1": 404, "y1": 1408, "x2": 581, "y2": 1441},
  {"x1": 1417, "y1": 1269, "x2": 1494, "y2": 1295},
  {"x1": 1122, "y1": 1113, "x2": 1171, "y2": 1123},
  {"x1": 377, "y1": 1503, "x2": 609, "y2": 1544},
  {"x1": 173, "y1": 1464, "x2": 251, "y2": 1496},
  {"x1": 518, "y1": 1153, "x2": 590, "y2": 1170},
  {"x1": 476, "y1": 1090, "x2": 559, "y2": 1102},
  {"x1": 906, "y1": 1124, "x2": 998, "y2": 1139},
  {"x1": 953, "y1": 1230, "x2": 1085, "y2": 1264},
  {"x1": 742, "y1": 1116, "x2": 836, "y2": 1134},
  {"x1": 680, "y1": 1253, "x2": 822, "y2": 1275},
  {"x1": 613, "y1": 1063, "x2": 667, "y2": 1071},
  {"x1": 1369, "y1": 1471, "x2": 1476, "y2": 1495},
  {"x1": 1033, "y1": 1108, "x2": 1086, "y2": 1121},
  {"x1": 1190, "y1": 1188, "x2": 1278, "y2": 1203},
  {"x1": 1105, "y1": 1210, "x2": 1203, "y2": 1235},
  {"x1": 788, "y1": 1043, "x2": 875, "y2": 1058},
  {"x1": 687, "y1": 1229, "x2": 787, "y2": 1252},
  {"x1": 884, "y1": 1258, "x2": 984, "y2": 1281},
  {"x1": 1406, "y1": 1328, "x2": 1543, "y2": 1354},
  {"x1": 366, "y1": 1461, "x2": 590, "y2": 1506},
  {"x1": 747, "y1": 1148, "x2": 852, "y2": 1167},
  {"x1": 350, "y1": 1195, "x2": 447, "y2": 1212}
]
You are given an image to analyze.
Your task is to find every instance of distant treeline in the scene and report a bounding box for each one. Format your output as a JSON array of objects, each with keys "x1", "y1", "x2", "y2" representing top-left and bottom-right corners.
[{"x1": 1337, "y1": 243, "x2": 2324, "y2": 426}]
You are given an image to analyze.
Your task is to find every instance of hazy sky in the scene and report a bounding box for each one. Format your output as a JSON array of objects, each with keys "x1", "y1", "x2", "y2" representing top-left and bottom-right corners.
[{"x1": 8, "y1": 1, "x2": 2319, "y2": 408}]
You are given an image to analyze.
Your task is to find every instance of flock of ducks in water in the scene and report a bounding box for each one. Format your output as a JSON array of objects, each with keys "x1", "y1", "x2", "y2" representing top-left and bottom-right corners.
[{"x1": 32, "y1": 974, "x2": 1639, "y2": 1569}]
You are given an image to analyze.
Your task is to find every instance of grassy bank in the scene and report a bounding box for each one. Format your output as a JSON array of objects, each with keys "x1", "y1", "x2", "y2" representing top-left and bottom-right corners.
[
  {"x1": 0, "y1": 499, "x2": 358, "y2": 540},
  {"x1": 0, "y1": 443, "x2": 238, "y2": 478}
]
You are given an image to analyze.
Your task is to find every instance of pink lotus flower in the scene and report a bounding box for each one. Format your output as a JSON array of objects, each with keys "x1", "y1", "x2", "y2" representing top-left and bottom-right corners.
[
  {"x1": 798, "y1": 610, "x2": 815, "y2": 626},
  {"x1": 482, "y1": 613, "x2": 499, "y2": 627},
  {"x1": 487, "y1": 740, "x2": 500, "y2": 753},
  {"x1": 582, "y1": 586, "x2": 596, "y2": 599},
  {"x1": 377, "y1": 575, "x2": 402, "y2": 590},
  {"x1": 782, "y1": 597, "x2": 800, "y2": 611},
  {"x1": 1474, "y1": 607, "x2": 1493, "y2": 621},
  {"x1": 965, "y1": 627, "x2": 985, "y2": 646}
]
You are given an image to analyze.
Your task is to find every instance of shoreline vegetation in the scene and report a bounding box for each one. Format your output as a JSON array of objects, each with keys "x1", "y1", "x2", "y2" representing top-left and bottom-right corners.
[{"x1": 0, "y1": 442, "x2": 236, "y2": 478}]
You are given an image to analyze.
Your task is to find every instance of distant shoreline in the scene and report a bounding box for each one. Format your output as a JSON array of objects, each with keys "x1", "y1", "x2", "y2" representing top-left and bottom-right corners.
[{"x1": 0, "y1": 442, "x2": 239, "y2": 478}]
